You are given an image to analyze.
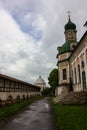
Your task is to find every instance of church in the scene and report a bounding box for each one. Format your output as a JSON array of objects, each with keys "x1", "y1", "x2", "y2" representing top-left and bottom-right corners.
[
  {"x1": 34, "y1": 76, "x2": 46, "y2": 92},
  {"x1": 55, "y1": 14, "x2": 87, "y2": 96}
]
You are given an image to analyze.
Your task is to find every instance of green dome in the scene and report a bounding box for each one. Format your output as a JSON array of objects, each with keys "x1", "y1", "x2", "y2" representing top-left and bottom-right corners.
[
  {"x1": 65, "y1": 18, "x2": 76, "y2": 31},
  {"x1": 58, "y1": 39, "x2": 77, "y2": 54}
]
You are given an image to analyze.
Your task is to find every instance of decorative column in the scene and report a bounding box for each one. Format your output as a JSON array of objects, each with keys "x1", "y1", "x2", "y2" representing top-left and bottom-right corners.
[{"x1": 79, "y1": 55, "x2": 83, "y2": 90}]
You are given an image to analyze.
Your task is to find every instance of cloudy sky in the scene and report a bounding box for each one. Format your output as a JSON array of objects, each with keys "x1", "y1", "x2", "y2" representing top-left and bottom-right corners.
[{"x1": 0, "y1": 0, "x2": 86, "y2": 86}]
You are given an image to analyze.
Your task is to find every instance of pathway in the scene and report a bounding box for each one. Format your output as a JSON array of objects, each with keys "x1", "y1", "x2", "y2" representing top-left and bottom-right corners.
[{"x1": 1, "y1": 98, "x2": 58, "y2": 130}]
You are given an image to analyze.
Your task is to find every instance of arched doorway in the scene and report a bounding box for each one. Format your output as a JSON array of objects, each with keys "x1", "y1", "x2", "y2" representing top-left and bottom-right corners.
[{"x1": 82, "y1": 71, "x2": 86, "y2": 90}]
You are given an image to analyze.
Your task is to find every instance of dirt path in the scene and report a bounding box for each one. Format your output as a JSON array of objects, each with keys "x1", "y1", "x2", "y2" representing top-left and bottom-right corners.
[{"x1": 0, "y1": 98, "x2": 58, "y2": 130}]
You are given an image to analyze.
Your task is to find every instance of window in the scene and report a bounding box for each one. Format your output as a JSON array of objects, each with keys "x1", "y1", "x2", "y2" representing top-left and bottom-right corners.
[
  {"x1": 78, "y1": 64, "x2": 81, "y2": 83},
  {"x1": 63, "y1": 69, "x2": 67, "y2": 80},
  {"x1": 82, "y1": 61, "x2": 85, "y2": 68},
  {"x1": 72, "y1": 70, "x2": 73, "y2": 84},
  {"x1": 82, "y1": 71, "x2": 86, "y2": 89},
  {"x1": 86, "y1": 50, "x2": 87, "y2": 63},
  {"x1": 74, "y1": 68, "x2": 77, "y2": 84}
]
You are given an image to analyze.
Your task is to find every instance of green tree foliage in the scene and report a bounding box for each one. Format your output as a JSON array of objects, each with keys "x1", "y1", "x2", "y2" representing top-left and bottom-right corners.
[
  {"x1": 41, "y1": 87, "x2": 51, "y2": 96},
  {"x1": 42, "y1": 68, "x2": 58, "y2": 96},
  {"x1": 48, "y1": 68, "x2": 58, "y2": 95},
  {"x1": 48, "y1": 68, "x2": 58, "y2": 88}
]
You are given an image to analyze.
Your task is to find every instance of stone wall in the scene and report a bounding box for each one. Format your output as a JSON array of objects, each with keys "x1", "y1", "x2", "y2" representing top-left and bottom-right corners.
[
  {"x1": 0, "y1": 73, "x2": 41, "y2": 104},
  {"x1": 0, "y1": 91, "x2": 40, "y2": 101},
  {"x1": 56, "y1": 86, "x2": 69, "y2": 96}
]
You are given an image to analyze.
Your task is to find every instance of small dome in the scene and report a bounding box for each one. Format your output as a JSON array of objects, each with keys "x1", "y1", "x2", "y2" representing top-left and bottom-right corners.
[
  {"x1": 65, "y1": 18, "x2": 76, "y2": 31},
  {"x1": 35, "y1": 76, "x2": 46, "y2": 84}
]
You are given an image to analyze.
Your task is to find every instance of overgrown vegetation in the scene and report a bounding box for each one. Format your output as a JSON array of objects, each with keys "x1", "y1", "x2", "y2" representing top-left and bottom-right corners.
[
  {"x1": 52, "y1": 102, "x2": 87, "y2": 130},
  {"x1": 0, "y1": 96, "x2": 43, "y2": 121}
]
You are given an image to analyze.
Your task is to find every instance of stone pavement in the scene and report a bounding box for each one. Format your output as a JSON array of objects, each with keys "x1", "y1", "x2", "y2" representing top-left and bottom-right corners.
[{"x1": 0, "y1": 98, "x2": 58, "y2": 130}]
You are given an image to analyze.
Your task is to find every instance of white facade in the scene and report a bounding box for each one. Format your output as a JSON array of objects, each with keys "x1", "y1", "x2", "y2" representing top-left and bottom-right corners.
[
  {"x1": 34, "y1": 76, "x2": 46, "y2": 91},
  {"x1": 56, "y1": 31, "x2": 87, "y2": 96},
  {"x1": 56, "y1": 16, "x2": 87, "y2": 96},
  {"x1": 70, "y1": 32, "x2": 87, "y2": 92}
]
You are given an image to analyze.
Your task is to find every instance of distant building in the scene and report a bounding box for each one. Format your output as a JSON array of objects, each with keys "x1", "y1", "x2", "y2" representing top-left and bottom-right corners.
[
  {"x1": 56, "y1": 14, "x2": 87, "y2": 96},
  {"x1": 34, "y1": 76, "x2": 46, "y2": 91}
]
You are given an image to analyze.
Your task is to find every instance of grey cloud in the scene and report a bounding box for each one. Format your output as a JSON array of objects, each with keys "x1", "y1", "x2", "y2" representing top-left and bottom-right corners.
[
  {"x1": 18, "y1": 50, "x2": 29, "y2": 59},
  {"x1": 0, "y1": 0, "x2": 87, "y2": 85}
]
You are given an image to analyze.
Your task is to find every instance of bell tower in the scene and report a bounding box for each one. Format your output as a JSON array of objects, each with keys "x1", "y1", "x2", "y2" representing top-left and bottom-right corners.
[
  {"x1": 64, "y1": 11, "x2": 77, "y2": 41},
  {"x1": 56, "y1": 13, "x2": 78, "y2": 96}
]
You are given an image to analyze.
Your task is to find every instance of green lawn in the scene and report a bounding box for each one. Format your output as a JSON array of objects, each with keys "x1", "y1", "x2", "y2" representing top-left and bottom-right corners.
[
  {"x1": 52, "y1": 103, "x2": 87, "y2": 130},
  {"x1": 0, "y1": 96, "x2": 43, "y2": 121}
]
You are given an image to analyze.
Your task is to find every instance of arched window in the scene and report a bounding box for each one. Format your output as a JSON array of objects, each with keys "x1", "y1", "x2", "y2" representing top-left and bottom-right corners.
[
  {"x1": 82, "y1": 71, "x2": 86, "y2": 89},
  {"x1": 82, "y1": 61, "x2": 85, "y2": 68},
  {"x1": 74, "y1": 68, "x2": 77, "y2": 84},
  {"x1": 72, "y1": 70, "x2": 73, "y2": 84},
  {"x1": 86, "y1": 49, "x2": 87, "y2": 63},
  {"x1": 78, "y1": 64, "x2": 81, "y2": 83},
  {"x1": 63, "y1": 68, "x2": 67, "y2": 80}
]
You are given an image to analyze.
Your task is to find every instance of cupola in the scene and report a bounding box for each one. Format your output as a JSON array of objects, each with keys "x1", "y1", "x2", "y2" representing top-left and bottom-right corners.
[{"x1": 65, "y1": 18, "x2": 76, "y2": 31}]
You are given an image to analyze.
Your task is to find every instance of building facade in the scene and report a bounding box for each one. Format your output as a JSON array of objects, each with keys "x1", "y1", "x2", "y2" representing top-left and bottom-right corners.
[
  {"x1": 34, "y1": 76, "x2": 46, "y2": 92},
  {"x1": 0, "y1": 73, "x2": 41, "y2": 103},
  {"x1": 56, "y1": 15, "x2": 87, "y2": 96},
  {"x1": 70, "y1": 32, "x2": 87, "y2": 92}
]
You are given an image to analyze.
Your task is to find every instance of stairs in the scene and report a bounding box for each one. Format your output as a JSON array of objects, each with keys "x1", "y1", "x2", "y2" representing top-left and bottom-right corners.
[{"x1": 53, "y1": 92, "x2": 87, "y2": 105}]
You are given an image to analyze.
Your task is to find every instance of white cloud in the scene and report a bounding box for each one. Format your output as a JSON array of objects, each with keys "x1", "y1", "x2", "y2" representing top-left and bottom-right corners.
[
  {"x1": 0, "y1": 0, "x2": 87, "y2": 86},
  {"x1": 32, "y1": 15, "x2": 46, "y2": 31},
  {"x1": 0, "y1": 8, "x2": 42, "y2": 80},
  {"x1": 0, "y1": 7, "x2": 54, "y2": 86}
]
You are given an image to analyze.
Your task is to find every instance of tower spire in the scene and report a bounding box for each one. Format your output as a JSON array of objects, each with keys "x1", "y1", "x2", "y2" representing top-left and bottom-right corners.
[{"x1": 67, "y1": 11, "x2": 71, "y2": 21}]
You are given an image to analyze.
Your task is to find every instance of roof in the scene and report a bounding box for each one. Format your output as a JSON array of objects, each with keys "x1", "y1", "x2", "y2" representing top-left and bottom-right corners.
[
  {"x1": 58, "y1": 39, "x2": 77, "y2": 54},
  {"x1": 0, "y1": 73, "x2": 40, "y2": 88},
  {"x1": 84, "y1": 21, "x2": 87, "y2": 27},
  {"x1": 65, "y1": 18, "x2": 76, "y2": 31},
  {"x1": 69, "y1": 31, "x2": 87, "y2": 59},
  {"x1": 35, "y1": 76, "x2": 46, "y2": 84}
]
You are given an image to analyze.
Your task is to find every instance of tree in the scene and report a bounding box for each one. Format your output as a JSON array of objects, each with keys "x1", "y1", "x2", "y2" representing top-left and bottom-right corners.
[
  {"x1": 48, "y1": 68, "x2": 58, "y2": 95},
  {"x1": 41, "y1": 87, "x2": 51, "y2": 96}
]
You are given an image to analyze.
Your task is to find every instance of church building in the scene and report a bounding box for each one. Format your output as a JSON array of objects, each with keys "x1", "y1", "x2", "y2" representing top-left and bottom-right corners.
[
  {"x1": 34, "y1": 76, "x2": 46, "y2": 92},
  {"x1": 56, "y1": 14, "x2": 87, "y2": 96}
]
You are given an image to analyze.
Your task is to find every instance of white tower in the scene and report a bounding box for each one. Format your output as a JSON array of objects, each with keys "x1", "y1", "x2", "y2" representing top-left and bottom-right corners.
[{"x1": 34, "y1": 76, "x2": 46, "y2": 91}]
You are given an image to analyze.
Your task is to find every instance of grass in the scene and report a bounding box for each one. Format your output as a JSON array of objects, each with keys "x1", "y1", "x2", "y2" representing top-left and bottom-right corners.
[
  {"x1": 0, "y1": 96, "x2": 44, "y2": 121},
  {"x1": 51, "y1": 100, "x2": 87, "y2": 130}
]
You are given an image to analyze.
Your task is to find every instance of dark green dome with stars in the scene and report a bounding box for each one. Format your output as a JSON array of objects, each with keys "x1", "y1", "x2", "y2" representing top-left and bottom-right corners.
[{"x1": 65, "y1": 18, "x2": 76, "y2": 31}]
